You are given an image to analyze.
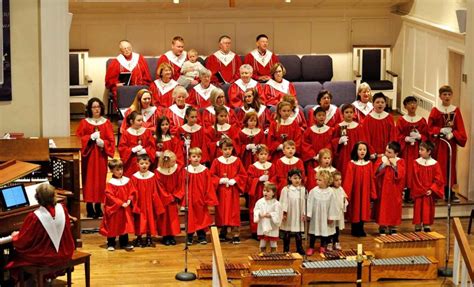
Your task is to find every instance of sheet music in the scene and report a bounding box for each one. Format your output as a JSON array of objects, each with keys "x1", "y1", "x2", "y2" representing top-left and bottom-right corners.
[{"x1": 25, "y1": 182, "x2": 48, "y2": 206}]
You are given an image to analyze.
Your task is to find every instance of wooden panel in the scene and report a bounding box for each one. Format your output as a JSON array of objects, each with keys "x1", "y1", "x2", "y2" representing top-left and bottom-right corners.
[
  {"x1": 274, "y1": 22, "x2": 311, "y2": 54},
  {"x1": 164, "y1": 23, "x2": 203, "y2": 54},
  {"x1": 235, "y1": 22, "x2": 274, "y2": 55},
  {"x1": 0, "y1": 139, "x2": 49, "y2": 162},
  {"x1": 85, "y1": 23, "x2": 125, "y2": 56},
  {"x1": 70, "y1": 24, "x2": 83, "y2": 49},
  {"x1": 413, "y1": 28, "x2": 426, "y2": 92},
  {"x1": 312, "y1": 20, "x2": 350, "y2": 53},
  {"x1": 351, "y1": 18, "x2": 392, "y2": 45},
  {"x1": 126, "y1": 23, "x2": 164, "y2": 56},
  {"x1": 203, "y1": 23, "x2": 236, "y2": 56},
  {"x1": 424, "y1": 32, "x2": 439, "y2": 96}
]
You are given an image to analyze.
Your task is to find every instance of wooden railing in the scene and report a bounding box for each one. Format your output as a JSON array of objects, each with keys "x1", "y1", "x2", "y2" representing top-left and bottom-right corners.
[{"x1": 452, "y1": 217, "x2": 474, "y2": 286}]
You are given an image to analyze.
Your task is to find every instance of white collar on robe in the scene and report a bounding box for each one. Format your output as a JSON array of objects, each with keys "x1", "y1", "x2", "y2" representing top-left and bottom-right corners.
[
  {"x1": 402, "y1": 114, "x2": 422, "y2": 123},
  {"x1": 194, "y1": 84, "x2": 216, "y2": 101},
  {"x1": 436, "y1": 104, "x2": 457, "y2": 114},
  {"x1": 288, "y1": 107, "x2": 300, "y2": 123},
  {"x1": 186, "y1": 164, "x2": 207, "y2": 173},
  {"x1": 206, "y1": 105, "x2": 230, "y2": 115},
  {"x1": 156, "y1": 163, "x2": 178, "y2": 175},
  {"x1": 280, "y1": 116, "x2": 296, "y2": 126},
  {"x1": 133, "y1": 171, "x2": 155, "y2": 179},
  {"x1": 142, "y1": 106, "x2": 157, "y2": 122},
  {"x1": 117, "y1": 52, "x2": 139, "y2": 72},
  {"x1": 235, "y1": 78, "x2": 258, "y2": 92},
  {"x1": 85, "y1": 117, "x2": 107, "y2": 126},
  {"x1": 353, "y1": 100, "x2": 373, "y2": 116},
  {"x1": 109, "y1": 176, "x2": 130, "y2": 186},
  {"x1": 159, "y1": 134, "x2": 172, "y2": 142},
  {"x1": 34, "y1": 204, "x2": 65, "y2": 252},
  {"x1": 217, "y1": 155, "x2": 237, "y2": 164},
  {"x1": 169, "y1": 104, "x2": 189, "y2": 119},
  {"x1": 314, "y1": 104, "x2": 338, "y2": 124},
  {"x1": 241, "y1": 127, "x2": 261, "y2": 136},
  {"x1": 181, "y1": 123, "x2": 202, "y2": 133},
  {"x1": 127, "y1": 127, "x2": 147, "y2": 136},
  {"x1": 215, "y1": 123, "x2": 231, "y2": 132},
  {"x1": 314, "y1": 166, "x2": 336, "y2": 173},
  {"x1": 250, "y1": 49, "x2": 273, "y2": 67},
  {"x1": 351, "y1": 159, "x2": 370, "y2": 166},
  {"x1": 288, "y1": 185, "x2": 305, "y2": 193},
  {"x1": 253, "y1": 161, "x2": 272, "y2": 170},
  {"x1": 266, "y1": 78, "x2": 290, "y2": 94},
  {"x1": 154, "y1": 78, "x2": 178, "y2": 95},
  {"x1": 338, "y1": 121, "x2": 358, "y2": 129},
  {"x1": 369, "y1": 110, "x2": 389, "y2": 120},
  {"x1": 164, "y1": 50, "x2": 187, "y2": 68},
  {"x1": 279, "y1": 156, "x2": 299, "y2": 165},
  {"x1": 213, "y1": 50, "x2": 236, "y2": 66},
  {"x1": 310, "y1": 124, "x2": 330, "y2": 134},
  {"x1": 415, "y1": 157, "x2": 437, "y2": 166},
  {"x1": 243, "y1": 105, "x2": 266, "y2": 117}
]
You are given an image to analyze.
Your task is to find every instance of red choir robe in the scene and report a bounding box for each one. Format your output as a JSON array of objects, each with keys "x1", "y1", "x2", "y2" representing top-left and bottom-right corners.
[
  {"x1": 331, "y1": 121, "x2": 369, "y2": 179},
  {"x1": 364, "y1": 111, "x2": 398, "y2": 155},
  {"x1": 205, "y1": 123, "x2": 241, "y2": 162},
  {"x1": 307, "y1": 104, "x2": 342, "y2": 128},
  {"x1": 6, "y1": 204, "x2": 75, "y2": 271},
  {"x1": 163, "y1": 104, "x2": 192, "y2": 135},
  {"x1": 227, "y1": 79, "x2": 264, "y2": 108},
  {"x1": 105, "y1": 53, "x2": 152, "y2": 108},
  {"x1": 155, "y1": 164, "x2": 185, "y2": 236},
  {"x1": 274, "y1": 156, "x2": 305, "y2": 197},
  {"x1": 289, "y1": 107, "x2": 307, "y2": 132},
  {"x1": 155, "y1": 134, "x2": 185, "y2": 167},
  {"x1": 342, "y1": 160, "x2": 377, "y2": 223},
  {"x1": 186, "y1": 83, "x2": 217, "y2": 109},
  {"x1": 247, "y1": 161, "x2": 277, "y2": 233},
  {"x1": 76, "y1": 117, "x2": 115, "y2": 203},
  {"x1": 201, "y1": 105, "x2": 239, "y2": 128},
  {"x1": 120, "y1": 106, "x2": 163, "y2": 134},
  {"x1": 206, "y1": 51, "x2": 242, "y2": 84},
  {"x1": 301, "y1": 124, "x2": 333, "y2": 173},
  {"x1": 99, "y1": 177, "x2": 135, "y2": 238},
  {"x1": 244, "y1": 49, "x2": 279, "y2": 81},
  {"x1": 428, "y1": 104, "x2": 468, "y2": 186},
  {"x1": 268, "y1": 117, "x2": 303, "y2": 160},
  {"x1": 412, "y1": 157, "x2": 445, "y2": 225},
  {"x1": 149, "y1": 78, "x2": 179, "y2": 108},
  {"x1": 178, "y1": 123, "x2": 210, "y2": 163},
  {"x1": 374, "y1": 157, "x2": 406, "y2": 226},
  {"x1": 236, "y1": 105, "x2": 273, "y2": 131},
  {"x1": 263, "y1": 79, "x2": 296, "y2": 106},
  {"x1": 186, "y1": 164, "x2": 218, "y2": 233},
  {"x1": 157, "y1": 51, "x2": 188, "y2": 81},
  {"x1": 397, "y1": 115, "x2": 429, "y2": 190},
  {"x1": 130, "y1": 171, "x2": 165, "y2": 236},
  {"x1": 352, "y1": 100, "x2": 373, "y2": 123},
  {"x1": 118, "y1": 127, "x2": 156, "y2": 177},
  {"x1": 210, "y1": 156, "x2": 248, "y2": 227},
  {"x1": 238, "y1": 127, "x2": 266, "y2": 169}
]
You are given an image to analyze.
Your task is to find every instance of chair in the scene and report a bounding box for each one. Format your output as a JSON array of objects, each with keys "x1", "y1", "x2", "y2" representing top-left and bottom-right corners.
[
  {"x1": 300, "y1": 55, "x2": 333, "y2": 83},
  {"x1": 69, "y1": 51, "x2": 92, "y2": 117},
  {"x1": 322, "y1": 81, "x2": 357, "y2": 107},
  {"x1": 116, "y1": 85, "x2": 148, "y2": 144},
  {"x1": 293, "y1": 81, "x2": 322, "y2": 108},
  {"x1": 278, "y1": 55, "x2": 302, "y2": 82},
  {"x1": 353, "y1": 46, "x2": 398, "y2": 111}
]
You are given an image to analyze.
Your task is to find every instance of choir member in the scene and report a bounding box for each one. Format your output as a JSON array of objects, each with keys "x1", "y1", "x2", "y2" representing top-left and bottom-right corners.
[
  {"x1": 281, "y1": 94, "x2": 307, "y2": 131},
  {"x1": 163, "y1": 86, "x2": 192, "y2": 134},
  {"x1": 179, "y1": 48, "x2": 206, "y2": 88},
  {"x1": 228, "y1": 64, "x2": 264, "y2": 108},
  {"x1": 244, "y1": 34, "x2": 279, "y2": 82},
  {"x1": 149, "y1": 62, "x2": 179, "y2": 108},
  {"x1": 154, "y1": 116, "x2": 184, "y2": 167},
  {"x1": 352, "y1": 82, "x2": 373, "y2": 123},
  {"x1": 206, "y1": 106, "x2": 241, "y2": 163},
  {"x1": 253, "y1": 182, "x2": 282, "y2": 253},
  {"x1": 330, "y1": 171, "x2": 348, "y2": 251},
  {"x1": 206, "y1": 35, "x2": 242, "y2": 85},
  {"x1": 157, "y1": 36, "x2": 187, "y2": 81},
  {"x1": 263, "y1": 63, "x2": 296, "y2": 106},
  {"x1": 178, "y1": 106, "x2": 209, "y2": 163},
  {"x1": 238, "y1": 111, "x2": 265, "y2": 169},
  {"x1": 186, "y1": 69, "x2": 217, "y2": 109},
  {"x1": 307, "y1": 90, "x2": 342, "y2": 128},
  {"x1": 235, "y1": 87, "x2": 272, "y2": 131},
  {"x1": 201, "y1": 88, "x2": 239, "y2": 128},
  {"x1": 120, "y1": 89, "x2": 162, "y2": 134},
  {"x1": 268, "y1": 101, "x2": 302, "y2": 160},
  {"x1": 274, "y1": 140, "x2": 305, "y2": 195},
  {"x1": 306, "y1": 148, "x2": 336, "y2": 191}
]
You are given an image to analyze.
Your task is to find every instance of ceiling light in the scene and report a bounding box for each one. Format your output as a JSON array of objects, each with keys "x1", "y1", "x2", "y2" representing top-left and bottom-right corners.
[
  {"x1": 285, "y1": 0, "x2": 291, "y2": 2},
  {"x1": 173, "y1": 0, "x2": 179, "y2": 4}
]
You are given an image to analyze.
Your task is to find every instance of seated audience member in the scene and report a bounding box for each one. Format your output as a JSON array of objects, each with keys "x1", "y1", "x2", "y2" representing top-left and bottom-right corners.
[
  {"x1": 105, "y1": 40, "x2": 152, "y2": 110},
  {"x1": 157, "y1": 36, "x2": 187, "y2": 81},
  {"x1": 201, "y1": 88, "x2": 239, "y2": 128},
  {"x1": 178, "y1": 48, "x2": 206, "y2": 88},
  {"x1": 228, "y1": 64, "x2": 264, "y2": 108},
  {"x1": 186, "y1": 69, "x2": 217, "y2": 109},
  {"x1": 149, "y1": 62, "x2": 179, "y2": 108},
  {"x1": 120, "y1": 89, "x2": 163, "y2": 134},
  {"x1": 307, "y1": 90, "x2": 342, "y2": 128},
  {"x1": 206, "y1": 35, "x2": 242, "y2": 85},
  {"x1": 263, "y1": 63, "x2": 296, "y2": 106},
  {"x1": 164, "y1": 86, "x2": 193, "y2": 135},
  {"x1": 244, "y1": 34, "x2": 279, "y2": 82},
  {"x1": 236, "y1": 88, "x2": 272, "y2": 131},
  {"x1": 352, "y1": 82, "x2": 373, "y2": 123}
]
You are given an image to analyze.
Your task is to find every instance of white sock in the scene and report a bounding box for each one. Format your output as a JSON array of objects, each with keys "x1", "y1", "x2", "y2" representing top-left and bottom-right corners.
[
  {"x1": 259, "y1": 239, "x2": 267, "y2": 248},
  {"x1": 270, "y1": 241, "x2": 277, "y2": 248}
]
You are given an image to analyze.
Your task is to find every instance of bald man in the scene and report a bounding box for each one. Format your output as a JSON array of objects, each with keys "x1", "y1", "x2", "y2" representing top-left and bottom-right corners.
[
  {"x1": 244, "y1": 34, "x2": 279, "y2": 82},
  {"x1": 206, "y1": 35, "x2": 242, "y2": 85}
]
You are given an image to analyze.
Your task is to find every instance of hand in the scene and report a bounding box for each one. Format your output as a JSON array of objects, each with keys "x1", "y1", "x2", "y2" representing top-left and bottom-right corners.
[
  {"x1": 313, "y1": 154, "x2": 319, "y2": 161},
  {"x1": 426, "y1": 190, "x2": 432, "y2": 196},
  {"x1": 264, "y1": 128, "x2": 269, "y2": 135},
  {"x1": 246, "y1": 144, "x2": 256, "y2": 151},
  {"x1": 184, "y1": 138, "x2": 191, "y2": 146},
  {"x1": 122, "y1": 202, "x2": 129, "y2": 208},
  {"x1": 228, "y1": 179, "x2": 237, "y2": 186},
  {"x1": 259, "y1": 174, "x2": 269, "y2": 182},
  {"x1": 370, "y1": 153, "x2": 378, "y2": 160},
  {"x1": 446, "y1": 132, "x2": 454, "y2": 140},
  {"x1": 116, "y1": 83, "x2": 124, "y2": 87},
  {"x1": 282, "y1": 214, "x2": 287, "y2": 222},
  {"x1": 132, "y1": 145, "x2": 143, "y2": 153},
  {"x1": 11, "y1": 231, "x2": 19, "y2": 237},
  {"x1": 191, "y1": 80, "x2": 199, "y2": 85},
  {"x1": 96, "y1": 138, "x2": 104, "y2": 148},
  {"x1": 258, "y1": 75, "x2": 271, "y2": 81},
  {"x1": 156, "y1": 151, "x2": 163, "y2": 158},
  {"x1": 90, "y1": 131, "x2": 100, "y2": 141},
  {"x1": 137, "y1": 148, "x2": 147, "y2": 155},
  {"x1": 219, "y1": 178, "x2": 229, "y2": 185},
  {"x1": 381, "y1": 156, "x2": 389, "y2": 166},
  {"x1": 277, "y1": 144, "x2": 283, "y2": 151},
  {"x1": 440, "y1": 127, "x2": 452, "y2": 135},
  {"x1": 409, "y1": 131, "x2": 421, "y2": 139},
  {"x1": 388, "y1": 157, "x2": 398, "y2": 166},
  {"x1": 405, "y1": 136, "x2": 415, "y2": 143},
  {"x1": 339, "y1": 135, "x2": 348, "y2": 145}
]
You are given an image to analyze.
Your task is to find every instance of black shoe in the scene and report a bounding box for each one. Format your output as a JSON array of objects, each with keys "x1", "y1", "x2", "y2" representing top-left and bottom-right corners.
[
  {"x1": 198, "y1": 236, "x2": 207, "y2": 245},
  {"x1": 389, "y1": 229, "x2": 398, "y2": 235},
  {"x1": 146, "y1": 236, "x2": 155, "y2": 247},
  {"x1": 133, "y1": 237, "x2": 144, "y2": 248},
  {"x1": 187, "y1": 236, "x2": 193, "y2": 245},
  {"x1": 251, "y1": 233, "x2": 258, "y2": 241},
  {"x1": 219, "y1": 234, "x2": 227, "y2": 242},
  {"x1": 120, "y1": 244, "x2": 134, "y2": 251},
  {"x1": 451, "y1": 194, "x2": 461, "y2": 203},
  {"x1": 169, "y1": 237, "x2": 176, "y2": 245},
  {"x1": 163, "y1": 236, "x2": 171, "y2": 246},
  {"x1": 232, "y1": 236, "x2": 241, "y2": 244},
  {"x1": 423, "y1": 227, "x2": 431, "y2": 232},
  {"x1": 94, "y1": 203, "x2": 103, "y2": 219},
  {"x1": 86, "y1": 203, "x2": 95, "y2": 218},
  {"x1": 415, "y1": 227, "x2": 422, "y2": 232}
]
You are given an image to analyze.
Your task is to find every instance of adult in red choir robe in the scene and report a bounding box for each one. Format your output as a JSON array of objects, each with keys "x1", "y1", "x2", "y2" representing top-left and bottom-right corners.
[
  {"x1": 244, "y1": 35, "x2": 279, "y2": 81},
  {"x1": 163, "y1": 86, "x2": 192, "y2": 134},
  {"x1": 186, "y1": 71, "x2": 217, "y2": 109},
  {"x1": 352, "y1": 84, "x2": 373, "y2": 123},
  {"x1": 397, "y1": 114, "x2": 428, "y2": 191},
  {"x1": 118, "y1": 127, "x2": 156, "y2": 177},
  {"x1": 301, "y1": 124, "x2": 333, "y2": 174},
  {"x1": 374, "y1": 157, "x2": 406, "y2": 227},
  {"x1": 130, "y1": 171, "x2": 165, "y2": 236},
  {"x1": 99, "y1": 177, "x2": 135, "y2": 238},
  {"x1": 206, "y1": 36, "x2": 242, "y2": 85},
  {"x1": 343, "y1": 160, "x2": 377, "y2": 223},
  {"x1": 155, "y1": 164, "x2": 184, "y2": 238},
  {"x1": 120, "y1": 89, "x2": 163, "y2": 134},
  {"x1": 211, "y1": 156, "x2": 248, "y2": 227},
  {"x1": 228, "y1": 64, "x2": 264, "y2": 108},
  {"x1": 149, "y1": 63, "x2": 179, "y2": 108},
  {"x1": 307, "y1": 90, "x2": 342, "y2": 128},
  {"x1": 263, "y1": 65, "x2": 296, "y2": 106},
  {"x1": 178, "y1": 123, "x2": 210, "y2": 163},
  {"x1": 268, "y1": 117, "x2": 302, "y2": 160},
  {"x1": 157, "y1": 37, "x2": 187, "y2": 81},
  {"x1": 412, "y1": 157, "x2": 444, "y2": 226},
  {"x1": 274, "y1": 155, "x2": 305, "y2": 197},
  {"x1": 247, "y1": 161, "x2": 277, "y2": 234},
  {"x1": 76, "y1": 102, "x2": 115, "y2": 206},
  {"x1": 235, "y1": 87, "x2": 272, "y2": 130},
  {"x1": 105, "y1": 40, "x2": 152, "y2": 109},
  {"x1": 206, "y1": 123, "x2": 241, "y2": 163},
  {"x1": 364, "y1": 111, "x2": 397, "y2": 155},
  {"x1": 239, "y1": 127, "x2": 265, "y2": 169}
]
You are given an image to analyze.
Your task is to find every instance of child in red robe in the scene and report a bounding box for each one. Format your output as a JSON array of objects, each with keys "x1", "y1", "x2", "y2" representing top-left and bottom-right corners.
[
  {"x1": 99, "y1": 159, "x2": 135, "y2": 251},
  {"x1": 307, "y1": 90, "x2": 342, "y2": 128},
  {"x1": 178, "y1": 106, "x2": 209, "y2": 164},
  {"x1": 281, "y1": 94, "x2": 307, "y2": 132},
  {"x1": 239, "y1": 111, "x2": 266, "y2": 169},
  {"x1": 118, "y1": 111, "x2": 156, "y2": 177},
  {"x1": 206, "y1": 106, "x2": 241, "y2": 162},
  {"x1": 247, "y1": 144, "x2": 277, "y2": 238},
  {"x1": 374, "y1": 141, "x2": 406, "y2": 235},
  {"x1": 130, "y1": 154, "x2": 165, "y2": 247},
  {"x1": 268, "y1": 101, "x2": 302, "y2": 160},
  {"x1": 306, "y1": 148, "x2": 336, "y2": 191},
  {"x1": 210, "y1": 138, "x2": 248, "y2": 244},
  {"x1": 275, "y1": 140, "x2": 305, "y2": 196},
  {"x1": 428, "y1": 85, "x2": 468, "y2": 202},
  {"x1": 397, "y1": 96, "x2": 428, "y2": 202},
  {"x1": 343, "y1": 141, "x2": 377, "y2": 237},
  {"x1": 412, "y1": 141, "x2": 445, "y2": 232},
  {"x1": 154, "y1": 116, "x2": 184, "y2": 167}
]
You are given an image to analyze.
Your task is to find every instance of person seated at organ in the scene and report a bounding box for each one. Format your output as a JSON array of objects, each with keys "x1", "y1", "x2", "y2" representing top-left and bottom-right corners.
[
  {"x1": 307, "y1": 90, "x2": 342, "y2": 128},
  {"x1": 244, "y1": 34, "x2": 279, "y2": 82},
  {"x1": 206, "y1": 35, "x2": 242, "y2": 85},
  {"x1": 164, "y1": 86, "x2": 193, "y2": 135},
  {"x1": 186, "y1": 69, "x2": 217, "y2": 109},
  {"x1": 105, "y1": 40, "x2": 152, "y2": 110},
  {"x1": 228, "y1": 64, "x2": 264, "y2": 108},
  {"x1": 149, "y1": 63, "x2": 180, "y2": 108},
  {"x1": 157, "y1": 36, "x2": 187, "y2": 81},
  {"x1": 264, "y1": 63, "x2": 297, "y2": 107},
  {"x1": 201, "y1": 88, "x2": 239, "y2": 128},
  {"x1": 120, "y1": 89, "x2": 163, "y2": 134}
]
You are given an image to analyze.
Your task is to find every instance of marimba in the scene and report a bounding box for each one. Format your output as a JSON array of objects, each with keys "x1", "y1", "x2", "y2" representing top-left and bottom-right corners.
[
  {"x1": 300, "y1": 259, "x2": 370, "y2": 285},
  {"x1": 248, "y1": 252, "x2": 303, "y2": 271},
  {"x1": 241, "y1": 268, "x2": 301, "y2": 287},
  {"x1": 321, "y1": 249, "x2": 374, "y2": 260},
  {"x1": 196, "y1": 262, "x2": 248, "y2": 279},
  {"x1": 370, "y1": 255, "x2": 438, "y2": 281}
]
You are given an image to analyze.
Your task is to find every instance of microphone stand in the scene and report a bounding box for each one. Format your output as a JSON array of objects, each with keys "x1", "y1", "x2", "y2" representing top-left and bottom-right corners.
[{"x1": 176, "y1": 135, "x2": 197, "y2": 281}]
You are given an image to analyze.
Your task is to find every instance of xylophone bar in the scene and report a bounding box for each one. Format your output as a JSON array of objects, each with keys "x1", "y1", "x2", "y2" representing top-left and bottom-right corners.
[
  {"x1": 303, "y1": 259, "x2": 358, "y2": 269},
  {"x1": 251, "y1": 268, "x2": 297, "y2": 277},
  {"x1": 371, "y1": 256, "x2": 431, "y2": 266}
]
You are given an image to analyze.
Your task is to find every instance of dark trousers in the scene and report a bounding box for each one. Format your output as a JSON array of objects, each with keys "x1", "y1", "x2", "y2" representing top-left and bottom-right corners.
[{"x1": 107, "y1": 234, "x2": 129, "y2": 247}]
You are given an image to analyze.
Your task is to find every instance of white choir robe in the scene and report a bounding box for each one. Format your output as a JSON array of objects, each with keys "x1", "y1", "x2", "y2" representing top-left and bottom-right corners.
[
  {"x1": 333, "y1": 186, "x2": 348, "y2": 230},
  {"x1": 307, "y1": 187, "x2": 339, "y2": 237},
  {"x1": 279, "y1": 185, "x2": 306, "y2": 233},
  {"x1": 253, "y1": 198, "x2": 282, "y2": 240}
]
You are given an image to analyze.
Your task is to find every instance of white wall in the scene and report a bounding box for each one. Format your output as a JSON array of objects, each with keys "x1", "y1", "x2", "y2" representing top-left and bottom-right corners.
[{"x1": 405, "y1": 0, "x2": 467, "y2": 33}]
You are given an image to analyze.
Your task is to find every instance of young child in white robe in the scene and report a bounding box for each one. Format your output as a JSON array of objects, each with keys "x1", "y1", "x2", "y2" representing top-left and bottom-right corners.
[{"x1": 253, "y1": 182, "x2": 282, "y2": 253}]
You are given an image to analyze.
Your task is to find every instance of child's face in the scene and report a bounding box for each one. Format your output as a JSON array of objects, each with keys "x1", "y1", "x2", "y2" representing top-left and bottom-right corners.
[
  {"x1": 439, "y1": 91, "x2": 452, "y2": 106},
  {"x1": 244, "y1": 91, "x2": 254, "y2": 104},
  {"x1": 359, "y1": 89, "x2": 371, "y2": 103},
  {"x1": 190, "y1": 153, "x2": 201, "y2": 165},
  {"x1": 357, "y1": 144, "x2": 367, "y2": 159},
  {"x1": 186, "y1": 111, "x2": 198, "y2": 125},
  {"x1": 283, "y1": 144, "x2": 296, "y2": 157},
  {"x1": 132, "y1": 115, "x2": 144, "y2": 129},
  {"x1": 263, "y1": 188, "x2": 274, "y2": 200},
  {"x1": 404, "y1": 101, "x2": 418, "y2": 114},
  {"x1": 317, "y1": 176, "x2": 328, "y2": 188},
  {"x1": 419, "y1": 147, "x2": 430, "y2": 159},
  {"x1": 160, "y1": 120, "x2": 170, "y2": 133},
  {"x1": 222, "y1": 146, "x2": 233, "y2": 157},
  {"x1": 111, "y1": 167, "x2": 123, "y2": 178},
  {"x1": 320, "y1": 154, "x2": 331, "y2": 167},
  {"x1": 257, "y1": 151, "x2": 269, "y2": 162},
  {"x1": 247, "y1": 116, "x2": 257, "y2": 129},
  {"x1": 384, "y1": 146, "x2": 397, "y2": 159},
  {"x1": 333, "y1": 175, "x2": 342, "y2": 188},
  {"x1": 280, "y1": 105, "x2": 291, "y2": 120},
  {"x1": 343, "y1": 108, "x2": 354, "y2": 122},
  {"x1": 216, "y1": 112, "x2": 228, "y2": 124},
  {"x1": 315, "y1": 111, "x2": 326, "y2": 126},
  {"x1": 91, "y1": 101, "x2": 101, "y2": 118},
  {"x1": 138, "y1": 159, "x2": 150, "y2": 173},
  {"x1": 188, "y1": 53, "x2": 198, "y2": 63},
  {"x1": 290, "y1": 174, "x2": 302, "y2": 186},
  {"x1": 373, "y1": 98, "x2": 386, "y2": 112}
]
